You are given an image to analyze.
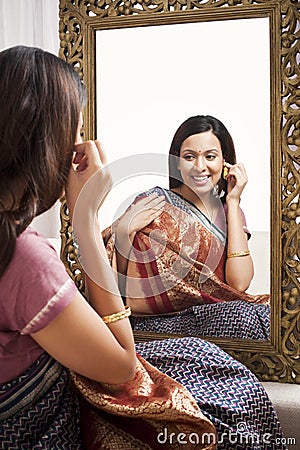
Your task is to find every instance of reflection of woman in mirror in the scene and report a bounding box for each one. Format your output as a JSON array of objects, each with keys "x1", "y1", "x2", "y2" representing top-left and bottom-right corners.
[{"x1": 104, "y1": 115, "x2": 270, "y2": 340}]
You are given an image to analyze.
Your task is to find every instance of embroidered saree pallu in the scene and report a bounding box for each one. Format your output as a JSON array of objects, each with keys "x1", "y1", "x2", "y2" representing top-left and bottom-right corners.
[
  {"x1": 103, "y1": 187, "x2": 269, "y2": 316},
  {"x1": 71, "y1": 354, "x2": 216, "y2": 450}
]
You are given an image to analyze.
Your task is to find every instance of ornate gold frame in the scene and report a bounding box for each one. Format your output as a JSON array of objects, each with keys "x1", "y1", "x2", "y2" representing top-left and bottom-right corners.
[{"x1": 59, "y1": 0, "x2": 300, "y2": 383}]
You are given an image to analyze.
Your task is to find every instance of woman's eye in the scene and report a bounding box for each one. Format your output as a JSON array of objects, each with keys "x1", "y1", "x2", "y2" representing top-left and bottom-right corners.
[
  {"x1": 206, "y1": 154, "x2": 216, "y2": 160},
  {"x1": 183, "y1": 155, "x2": 194, "y2": 161}
]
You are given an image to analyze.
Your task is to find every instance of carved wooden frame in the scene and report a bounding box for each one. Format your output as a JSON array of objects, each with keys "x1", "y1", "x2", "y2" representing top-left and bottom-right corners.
[{"x1": 59, "y1": 0, "x2": 300, "y2": 383}]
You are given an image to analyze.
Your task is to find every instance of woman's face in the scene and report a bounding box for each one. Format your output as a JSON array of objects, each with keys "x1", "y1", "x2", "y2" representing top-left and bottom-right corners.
[{"x1": 178, "y1": 131, "x2": 223, "y2": 196}]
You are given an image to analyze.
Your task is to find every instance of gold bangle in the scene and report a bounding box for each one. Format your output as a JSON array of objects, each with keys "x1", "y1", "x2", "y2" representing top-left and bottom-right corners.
[
  {"x1": 101, "y1": 306, "x2": 131, "y2": 324},
  {"x1": 227, "y1": 250, "x2": 250, "y2": 259}
]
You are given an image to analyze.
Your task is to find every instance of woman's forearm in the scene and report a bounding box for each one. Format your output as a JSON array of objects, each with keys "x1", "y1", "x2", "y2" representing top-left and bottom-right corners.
[
  {"x1": 115, "y1": 226, "x2": 135, "y2": 276},
  {"x1": 114, "y1": 226, "x2": 136, "y2": 296},
  {"x1": 225, "y1": 199, "x2": 254, "y2": 291},
  {"x1": 74, "y1": 217, "x2": 135, "y2": 349}
]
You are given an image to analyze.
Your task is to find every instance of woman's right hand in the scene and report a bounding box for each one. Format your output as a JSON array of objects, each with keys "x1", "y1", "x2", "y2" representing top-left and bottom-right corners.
[
  {"x1": 116, "y1": 193, "x2": 165, "y2": 238},
  {"x1": 224, "y1": 162, "x2": 248, "y2": 204},
  {"x1": 66, "y1": 140, "x2": 112, "y2": 223}
]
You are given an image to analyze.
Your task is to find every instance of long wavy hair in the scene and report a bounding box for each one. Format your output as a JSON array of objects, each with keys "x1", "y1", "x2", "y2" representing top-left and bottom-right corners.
[
  {"x1": 168, "y1": 115, "x2": 237, "y2": 201},
  {"x1": 0, "y1": 46, "x2": 86, "y2": 277}
]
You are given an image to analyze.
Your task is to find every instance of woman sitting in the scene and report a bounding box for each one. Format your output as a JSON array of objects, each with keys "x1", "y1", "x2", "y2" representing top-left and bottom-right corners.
[{"x1": 103, "y1": 115, "x2": 270, "y2": 339}]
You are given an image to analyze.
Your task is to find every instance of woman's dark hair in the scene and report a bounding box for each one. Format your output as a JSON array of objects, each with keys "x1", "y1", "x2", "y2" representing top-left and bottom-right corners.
[
  {"x1": 0, "y1": 45, "x2": 86, "y2": 277},
  {"x1": 168, "y1": 115, "x2": 237, "y2": 201}
]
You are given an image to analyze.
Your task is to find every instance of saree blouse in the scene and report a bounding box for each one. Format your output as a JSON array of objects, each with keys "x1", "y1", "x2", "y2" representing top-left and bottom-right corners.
[{"x1": 0, "y1": 227, "x2": 77, "y2": 384}]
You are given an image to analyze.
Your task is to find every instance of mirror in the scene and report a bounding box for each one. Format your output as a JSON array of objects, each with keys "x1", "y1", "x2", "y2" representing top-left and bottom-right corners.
[
  {"x1": 95, "y1": 19, "x2": 271, "y2": 298},
  {"x1": 95, "y1": 18, "x2": 271, "y2": 340},
  {"x1": 59, "y1": 0, "x2": 300, "y2": 383}
]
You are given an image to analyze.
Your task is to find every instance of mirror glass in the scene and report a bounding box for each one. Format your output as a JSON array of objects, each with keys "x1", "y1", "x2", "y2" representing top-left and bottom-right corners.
[{"x1": 95, "y1": 17, "x2": 271, "y2": 338}]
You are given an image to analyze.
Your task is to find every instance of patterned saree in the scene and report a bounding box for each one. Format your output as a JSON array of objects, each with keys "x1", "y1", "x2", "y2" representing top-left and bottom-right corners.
[
  {"x1": 67, "y1": 187, "x2": 283, "y2": 449},
  {"x1": 102, "y1": 186, "x2": 270, "y2": 339},
  {"x1": 72, "y1": 354, "x2": 216, "y2": 450},
  {"x1": 0, "y1": 352, "x2": 82, "y2": 449},
  {"x1": 1, "y1": 345, "x2": 285, "y2": 450},
  {"x1": 62, "y1": 187, "x2": 281, "y2": 449},
  {"x1": 103, "y1": 186, "x2": 269, "y2": 316},
  {"x1": 70, "y1": 339, "x2": 287, "y2": 450}
]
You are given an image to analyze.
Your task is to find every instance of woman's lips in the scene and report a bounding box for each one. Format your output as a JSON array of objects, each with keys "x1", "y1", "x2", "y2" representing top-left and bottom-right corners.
[{"x1": 190, "y1": 175, "x2": 210, "y2": 186}]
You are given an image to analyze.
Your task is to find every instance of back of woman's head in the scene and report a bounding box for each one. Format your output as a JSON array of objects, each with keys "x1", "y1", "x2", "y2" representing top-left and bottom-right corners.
[
  {"x1": 168, "y1": 115, "x2": 237, "y2": 199},
  {"x1": 0, "y1": 45, "x2": 86, "y2": 277}
]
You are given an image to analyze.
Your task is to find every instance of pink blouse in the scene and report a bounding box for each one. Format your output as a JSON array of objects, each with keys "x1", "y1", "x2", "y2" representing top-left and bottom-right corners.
[{"x1": 0, "y1": 227, "x2": 77, "y2": 384}]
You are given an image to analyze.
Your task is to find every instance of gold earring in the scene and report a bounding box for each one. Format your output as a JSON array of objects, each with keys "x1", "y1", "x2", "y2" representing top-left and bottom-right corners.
[{"x1": 223, "y1": 162, "x2": 228, "y2": 180}]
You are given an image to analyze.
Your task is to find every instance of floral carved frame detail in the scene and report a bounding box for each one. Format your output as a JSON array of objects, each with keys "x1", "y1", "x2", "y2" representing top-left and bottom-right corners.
[{"x1": 59, "y1": 0, "x2": 300, "y2": 383}]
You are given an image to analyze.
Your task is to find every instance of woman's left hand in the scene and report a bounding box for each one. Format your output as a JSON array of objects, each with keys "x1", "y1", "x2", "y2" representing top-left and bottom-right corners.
[{"x1": 225, "y1": 162, "x2": 248, "y2": 202}]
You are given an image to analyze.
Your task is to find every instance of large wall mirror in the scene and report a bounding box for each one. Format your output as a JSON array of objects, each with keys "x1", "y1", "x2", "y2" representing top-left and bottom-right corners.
[{"x1": 59, "y1": 0, "x2": 300, "y2": 383}]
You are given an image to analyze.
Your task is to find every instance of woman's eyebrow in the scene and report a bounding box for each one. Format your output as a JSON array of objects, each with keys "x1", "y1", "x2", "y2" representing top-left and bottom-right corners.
[
  {"x1": 181, "y1": 148, "x2": 220, "y2": 154},
  {"x1": 203, "y1": 148, "x2": 219, "y2": 153}
]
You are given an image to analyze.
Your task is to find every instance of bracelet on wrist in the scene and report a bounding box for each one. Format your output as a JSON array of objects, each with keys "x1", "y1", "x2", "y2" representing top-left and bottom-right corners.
[
  {"x1": 101, "y1": 306, "x2": 131, "y2": 324},
  {"x1": 227, "y1": 250, "x2": 250, "y2": 259}
]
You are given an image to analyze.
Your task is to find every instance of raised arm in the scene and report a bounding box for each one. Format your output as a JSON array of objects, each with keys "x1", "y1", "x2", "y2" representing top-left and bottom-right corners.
[
  {"x1": 224, "y1": 162, "x2": 254, "y2": 291},
  {"x1": 31, "y1": 140, "x2": 137, "y2": 384}
]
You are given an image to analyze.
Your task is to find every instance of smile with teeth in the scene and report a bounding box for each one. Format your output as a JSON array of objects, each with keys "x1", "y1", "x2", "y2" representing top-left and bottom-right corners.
[{"x1": 192, "y1": 176, "x2": 209, "y2": 181}]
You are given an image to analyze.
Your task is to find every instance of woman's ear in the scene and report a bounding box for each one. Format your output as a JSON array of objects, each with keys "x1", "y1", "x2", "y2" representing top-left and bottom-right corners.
[{"x1": 223, "y1": 160, "x2": 228, "y2": 180}]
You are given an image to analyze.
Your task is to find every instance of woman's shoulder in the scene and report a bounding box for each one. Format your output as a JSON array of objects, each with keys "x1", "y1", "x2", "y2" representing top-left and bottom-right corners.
[
  {"x1": 15, "y1": 227, "x2": 59, "y2": 264},
  {"x1": 4, "y1": 226, "x2": 69, "y2": 288},
  {"x1": 134, "y1": 186, "x2": 169, "y2": 200},
  {"x1": 1, "y1": 226, "x2": 77, "y2": 335},
  {"x1": 17, "y1": 226, "x2": 55, "y2": 246}
]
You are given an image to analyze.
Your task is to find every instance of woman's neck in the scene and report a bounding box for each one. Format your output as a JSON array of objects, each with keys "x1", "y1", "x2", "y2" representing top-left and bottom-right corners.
[{"x1": 172, "y1": 184, "x2": 219, "y2": 221}]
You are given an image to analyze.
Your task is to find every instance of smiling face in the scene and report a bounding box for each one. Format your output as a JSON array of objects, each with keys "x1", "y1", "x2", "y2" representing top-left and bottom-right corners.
[{"x1": 178, "y1": 131, "x2": 223, "y2": 201}]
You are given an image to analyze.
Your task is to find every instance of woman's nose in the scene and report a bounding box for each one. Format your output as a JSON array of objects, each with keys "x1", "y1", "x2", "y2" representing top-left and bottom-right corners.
[{"x1": 194, "y1": 156, "x2": 206, "y2": 171}]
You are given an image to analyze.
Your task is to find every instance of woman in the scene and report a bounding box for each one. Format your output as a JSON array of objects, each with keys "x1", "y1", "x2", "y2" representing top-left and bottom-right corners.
[
  {"x1": 0, "y1": 45, "x2": 138, "y2": 448},
  {"x1": 104, "y1": 115, "x2": 270, "y2": 339}
]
